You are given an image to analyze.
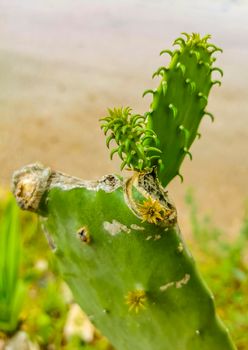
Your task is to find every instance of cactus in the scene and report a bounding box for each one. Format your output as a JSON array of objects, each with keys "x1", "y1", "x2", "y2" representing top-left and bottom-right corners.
[
  {"x1": 12, "y1": 33, "x2": 236, "y2": 350},
  {"x1": 101, "y1": 33, "x2": 223, "y2": 186}
]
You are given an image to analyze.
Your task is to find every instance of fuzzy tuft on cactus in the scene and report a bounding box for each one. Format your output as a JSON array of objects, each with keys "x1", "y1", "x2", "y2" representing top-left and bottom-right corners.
[
  {"x1": 12, "y1": 33, "x2": 237, "y2": 350},
  {"x1": 125, "y1": 289, "x2": 147, "y2": 313}
]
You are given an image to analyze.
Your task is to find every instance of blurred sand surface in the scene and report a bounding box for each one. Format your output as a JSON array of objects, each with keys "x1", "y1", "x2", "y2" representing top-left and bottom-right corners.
[{"x1": 0, "y1": 0, "x2": 247, "y2": 235}]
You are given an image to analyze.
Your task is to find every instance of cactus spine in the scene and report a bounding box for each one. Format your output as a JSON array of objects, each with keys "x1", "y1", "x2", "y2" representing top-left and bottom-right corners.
[{"x1": 12, "y1": 33, "x2": 236, "y2": 350}]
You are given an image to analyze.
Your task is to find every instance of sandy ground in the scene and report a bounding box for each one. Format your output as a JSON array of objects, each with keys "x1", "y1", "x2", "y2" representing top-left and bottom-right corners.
[{"x1": 0, "y1": 0, "x2": 247, "y2": 235}]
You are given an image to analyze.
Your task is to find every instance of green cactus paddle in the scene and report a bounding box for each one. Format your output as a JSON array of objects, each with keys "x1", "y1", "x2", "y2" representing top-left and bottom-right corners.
[{"x1": 12, "y1": 33, "x2": 236, "y2": 350}]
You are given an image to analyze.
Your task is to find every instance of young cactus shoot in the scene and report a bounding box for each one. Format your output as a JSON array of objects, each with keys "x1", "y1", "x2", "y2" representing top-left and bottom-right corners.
[
  {"x1": 100, "y1": 33, "x2": 223, "y2": 186},
  {"x1": 12, "y1": 33, "x2": 237, "y2": 350}
]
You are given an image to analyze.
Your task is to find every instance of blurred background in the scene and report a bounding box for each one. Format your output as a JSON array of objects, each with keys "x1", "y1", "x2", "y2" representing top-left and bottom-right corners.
[
  {"x1": 0, "y1": 0, "x2": 247, "y2": 233},
  {"x1": 0, "y1": 0, "x2": 247, "y2": 349}
]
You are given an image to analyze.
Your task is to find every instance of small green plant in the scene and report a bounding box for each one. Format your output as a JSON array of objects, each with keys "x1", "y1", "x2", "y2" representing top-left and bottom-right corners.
[
  {"x1": 12, "y1": 33, "x2": 237, "y2": 349},
  {"x1": 0, "y1": 197, "x2": 25, "y2": 333}
]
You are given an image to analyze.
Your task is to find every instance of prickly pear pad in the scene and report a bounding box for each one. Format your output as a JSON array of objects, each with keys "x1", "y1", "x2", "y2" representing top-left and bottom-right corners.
[{"x1": 11, "y1": 164, "x2": 235, "y2": 350}]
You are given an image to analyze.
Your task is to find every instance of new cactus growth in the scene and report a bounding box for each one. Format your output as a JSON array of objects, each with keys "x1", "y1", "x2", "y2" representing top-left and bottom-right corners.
[
  {"x1": 12, "y1": 33, "x2": 236, "y2": 350},
  {"x1": 101, "y1": 33, "x2": 223, "y2": 185}
]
